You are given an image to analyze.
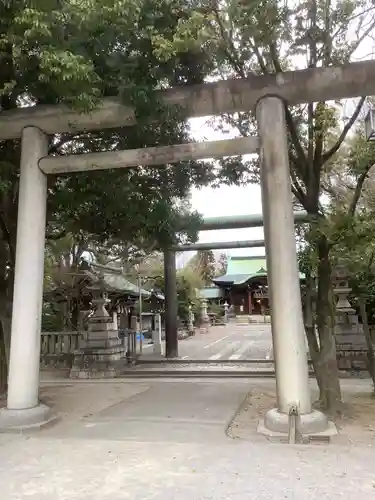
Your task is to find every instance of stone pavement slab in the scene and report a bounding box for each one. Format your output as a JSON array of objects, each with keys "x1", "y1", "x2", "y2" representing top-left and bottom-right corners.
[
  {"x1": 1, "y1": 379, "x2": 375, "y2": 499},
  {"x1": 39, "y1": 380, "x2": 249, "y2": 443},
  {"x1": 1, "y1": 437, "x2": 375, "y2": 499}
]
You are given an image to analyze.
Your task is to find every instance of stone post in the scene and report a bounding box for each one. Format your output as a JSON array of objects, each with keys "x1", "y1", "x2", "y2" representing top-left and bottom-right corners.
[
  {"x1": 164, "y1": 250, "x2": 178, "y2": 357},
  {"x1": 223, "y1": 301, "x2": 229, "y2": 324},
  {"x1": 112, "y1": 308, "x2": 118, "y2": 331},
  {"x1": 0, "y1": 127, "x2": 52, "y2": 430},
  {"x1": 256, "y1": 96, "x2": 329, "y2": 437},
  {"x1": 152, "y1": 313, "x2": 162, "y2": 355},
  {"x1": 126, "y1": 314, "x2": 138, "y2": 362}
]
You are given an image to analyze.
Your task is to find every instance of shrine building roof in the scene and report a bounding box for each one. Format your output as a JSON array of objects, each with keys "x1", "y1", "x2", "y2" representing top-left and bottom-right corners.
[{"x1": 212, "y1": 256, "x2": 304, "y2": 286}]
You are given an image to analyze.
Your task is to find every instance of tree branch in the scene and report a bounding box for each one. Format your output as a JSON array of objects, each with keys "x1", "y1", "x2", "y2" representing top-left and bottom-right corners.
[
  {"x1": 0, "y1": 212, "x2": 15, "y2": 266},
  {"x1": 323, "y1": 0, "x2": 332, "y2": 65},
  {"x1": 211, "y1": 2, "x2": 246, "y2": 78},
  {"x1": 322, "y1": 96, "x2": 366, "y2": 164},
  {"x1": 267, "y1": 43, "x2": 309, "y2": 179},
  {"x1": 347, "y1": 164, "x2": 374, "y2": 217},
  {"x1": 250, "y1": 42, "x2": 270, "y2": 74},
  {"x1": 289, "y1": 154, "x2": 308, "y2": 207},
  {"x1": 48, "y1": 134, "x2": 73, "y2": 155},
  {"x1": 46, "y1": 230, "x2": 67, "y2": 241},
  {"x1": 284, "y1": 106, "x2": 309, "y2": 181},
  {"x1": 348, "y1": 17, "x2": 375, "y2": 59}
]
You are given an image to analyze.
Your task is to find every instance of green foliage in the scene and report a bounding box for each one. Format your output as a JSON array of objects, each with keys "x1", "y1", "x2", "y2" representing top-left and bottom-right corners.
[
  {"x1": 215, "y1": 252, "x2": 228, "y2": 276},
  {"x1": 0, "y1": 0, "x2": 252, "y2": 362},
  {"x1": 176, "y1": 266, "x2": 203, "y2": 320},
  {"x1": 153, "y1": 264, "x2": 203, "y2": 320},
  {"x1": 43, "y1": 234, "x2": 90, "y2": 330},
  {"x1": 186, "y1": 250, "x2": 216, "y2": 285},
  {"x1": 150, "y1": 0, "x2": 374, "y2": 202},
  {"x1": 0, "y1": 0, "x2": 251, "y2": 314},
  {"x1": 207, "y1": 301, "x2": 222, "y2": 316}
]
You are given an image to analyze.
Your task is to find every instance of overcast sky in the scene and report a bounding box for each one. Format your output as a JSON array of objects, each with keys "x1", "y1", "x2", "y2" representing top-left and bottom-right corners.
[
  {"x1": 175, "y1": 117, "x2": 265, "y2": 267},
  {"x1": 190, "y1": 118, "x2": 264, "y2": 254}
]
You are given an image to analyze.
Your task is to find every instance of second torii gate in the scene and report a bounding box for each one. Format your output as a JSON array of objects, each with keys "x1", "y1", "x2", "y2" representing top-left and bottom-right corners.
[
  {"x1": 1, "y1": 59, "x2": 374, "y2": 436},
  {"x1": 162, "y1": 210, "x2": 309, "y2": 359}
]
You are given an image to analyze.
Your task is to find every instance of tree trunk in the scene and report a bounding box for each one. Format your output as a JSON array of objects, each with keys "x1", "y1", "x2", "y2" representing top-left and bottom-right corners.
[
  {"x1": 303, "y1": 274, "x2": 324, "y2": 393},
  {"x1": 71, "y1": 297, "x2": 79, "y2": 331},
  {"x1": 0, "y1": 298, "x2": 12, "y2": 394},
  {"x1": 358, "y1": 297, "x2": 375, "y2": 389},
  {"x1": 315, "y1": 235, "x2": 342, "y2": 413}
]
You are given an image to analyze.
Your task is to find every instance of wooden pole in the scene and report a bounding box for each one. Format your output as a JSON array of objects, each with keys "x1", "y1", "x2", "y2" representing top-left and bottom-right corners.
[{"x1": 163, "y1": 250, "x2": 178, "y2": 358}]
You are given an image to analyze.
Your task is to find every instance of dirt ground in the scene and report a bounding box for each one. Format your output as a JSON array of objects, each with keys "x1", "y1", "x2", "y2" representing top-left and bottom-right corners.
[{"x1": 228, "y1": 379, "x2": 375, "y2": 446}]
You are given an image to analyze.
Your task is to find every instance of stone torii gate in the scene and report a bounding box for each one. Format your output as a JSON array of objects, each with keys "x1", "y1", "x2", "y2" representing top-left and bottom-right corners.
[
  {"x1": 163, "y1": 210, "x2": 309, "y2": 358},
  {"x1": 0, "y1": 60, "x2": 375, "y2": 436}
]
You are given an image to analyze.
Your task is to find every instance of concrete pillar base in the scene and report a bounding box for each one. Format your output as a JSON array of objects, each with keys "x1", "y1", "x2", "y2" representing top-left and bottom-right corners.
[
  {"x1": 0, "y1": 404, "x2": 56, "y2": 432},
  {"x1": 258, "y1": 408, "x2": 337, "y2": 442}
]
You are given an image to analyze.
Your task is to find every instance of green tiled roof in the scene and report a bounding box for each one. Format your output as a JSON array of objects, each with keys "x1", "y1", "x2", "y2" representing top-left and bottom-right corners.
[
  {"x1": 212, "y1": 256, "x2": 304, "y2": 285},
  {"x1": 226, "y1": 256, "x2": 267, "y2": 275},
  {"x1": 212, "y1": 273, "x2": 264, "y2": 286}
]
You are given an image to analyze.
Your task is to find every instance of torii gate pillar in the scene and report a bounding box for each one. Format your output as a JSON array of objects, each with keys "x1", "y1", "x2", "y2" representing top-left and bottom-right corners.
[
  {"x1": 0, "y1": 127, "x2": 53, "y2": 430},
  {"x1": 255, "y1": 97, "x2": 333, "y2": 438}
]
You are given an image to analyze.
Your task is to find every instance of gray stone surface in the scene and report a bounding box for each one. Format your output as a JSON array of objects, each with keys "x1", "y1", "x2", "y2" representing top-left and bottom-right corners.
[
  {"x1": 1, "y1": 436, "x2": 375, "y2": 499},
  {"x1": 140, "y1": 323, "x2": 273, "y2": 362},
  {"x1": 262, "y1": 407, "x2": 331, "y2": 435},
  {"x1": 1, "y1": 379, "x2": 375, "y2": 498},
  {"x1": 39, "y1": 380, "x2": 248, "y2": 443},
  {"x1": 0, "y1": 403, "x2": 55, "y2": 431}
]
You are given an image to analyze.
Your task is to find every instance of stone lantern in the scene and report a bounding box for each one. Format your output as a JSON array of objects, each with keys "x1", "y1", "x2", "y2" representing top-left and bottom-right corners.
[
  {"x1": 200, "y1": 298, "x2": 210, "y2": 333},
  {"x1": 333, "y1": 264, "x2": 357, "y2": 340},
  {"x1": 70, "y1": 274, "x2": 127, "y2": 378},
  {"x1": 187, "y1": 304, "x2": 195, "y2": 335},
  {"x1": 333, "y1": 263, "x2": 366, "y2": 371}
]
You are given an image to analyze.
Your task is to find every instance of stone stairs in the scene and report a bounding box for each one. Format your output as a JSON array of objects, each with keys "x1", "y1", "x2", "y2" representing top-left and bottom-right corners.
[{"x1": 235, "y1": 315, "x2": 250, "y2": 325}]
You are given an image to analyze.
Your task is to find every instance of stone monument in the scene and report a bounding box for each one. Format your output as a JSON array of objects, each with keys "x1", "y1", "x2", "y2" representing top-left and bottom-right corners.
[
  {"x1": 70, "y1": 277, "x2": 127, "y2": 378},
  {"x1": 333, "y1": 264, "x2": 367, "y2": 372}
]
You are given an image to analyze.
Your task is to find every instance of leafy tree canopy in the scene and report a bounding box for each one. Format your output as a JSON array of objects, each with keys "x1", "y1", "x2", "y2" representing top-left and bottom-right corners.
[{"x1": 0, "y1": 0, "x2": 248, "y2": 283}]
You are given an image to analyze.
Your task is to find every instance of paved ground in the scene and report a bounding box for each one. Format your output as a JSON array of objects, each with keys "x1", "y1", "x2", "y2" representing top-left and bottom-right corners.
[
  {"x1": 141, "y1": 323, "x2": 273, "y2": 361},
  {"x1": 1, "y1": 378, "x2": 375, "y2": 499}
]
